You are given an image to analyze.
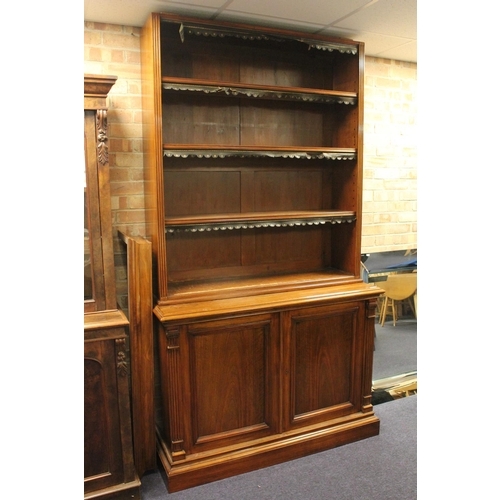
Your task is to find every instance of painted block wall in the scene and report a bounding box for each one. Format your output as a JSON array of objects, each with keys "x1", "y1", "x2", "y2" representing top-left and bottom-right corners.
[{"x1": 84, "y1": 21, "x2": 417, "y2": 307}]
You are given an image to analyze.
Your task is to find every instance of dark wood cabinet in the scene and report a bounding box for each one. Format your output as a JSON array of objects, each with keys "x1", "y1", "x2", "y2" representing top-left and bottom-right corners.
[
  {"x1": 84, "y1": 75, "x2": 141, "y2": 499},
  {"x1": 140, "y1": 13, "x2": 381, "y2": 492}
]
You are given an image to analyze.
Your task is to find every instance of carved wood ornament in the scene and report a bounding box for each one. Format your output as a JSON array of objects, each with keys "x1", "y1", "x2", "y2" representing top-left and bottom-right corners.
[
  {"x1": 116, "y1": 338, "x2": 128, "y2": 377},
  {"x1": 96, "y1": 109, "x2": 109, "y2": 167}
]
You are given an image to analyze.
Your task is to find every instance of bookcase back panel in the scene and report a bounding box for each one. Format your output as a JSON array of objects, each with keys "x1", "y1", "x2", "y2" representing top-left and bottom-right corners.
[
  {"x1": 164, "y1": 170, "x2": 241, "y2": 216},
  {"x1": 252, "y1": 170, "x2": 325, "y2": 211},
  {"x1": 163, "y1": 96, "x2": 339, "y2": 147},
  {"x1": 240, "y1": 101, "x2": 333, "y2": 147},
  {"x1": 166, "y1": 226, "x2": 331, "y2": 282},
  {"x1": 163, "y1": 95, "x2": 241, "y2": 145},
  {"x1": 253, "y1": 226, "x2": 326, "y2": 265},
  {"x1": 164, "y1": 166, "x2": 337, "y2": 215},
  {"x1": 167, "y1": 231, "x2": 242, "y2": 272},
  {"x1": 238, "y1": 50, "x2": 334, "y2": 89}
]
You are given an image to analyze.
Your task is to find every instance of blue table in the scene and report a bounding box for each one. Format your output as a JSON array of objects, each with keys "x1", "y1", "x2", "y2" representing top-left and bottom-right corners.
[{"x1": 361, "y1": 250, "x2": 417, "y2": 283}]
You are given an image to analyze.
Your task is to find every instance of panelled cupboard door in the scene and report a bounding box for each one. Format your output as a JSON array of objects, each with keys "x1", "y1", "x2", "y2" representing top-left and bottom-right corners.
[
  {"x1": 84, "y1": 328, "x2": 140, "y2": 499},
  {"x1": 282, "y1": 301, "x2": 367, "y2": 430},
  {"x1": 84, "y1": 337, "x2": 126, "y2": 494},
  {"x1": 157, "y1": 313, "x2": 281, "y2": 455}
]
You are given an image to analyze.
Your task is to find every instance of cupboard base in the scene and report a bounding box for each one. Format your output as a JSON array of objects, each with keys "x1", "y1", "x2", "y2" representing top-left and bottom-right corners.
[{"x1": 156, "y1": 413, "x2": 380, "y2": 493}]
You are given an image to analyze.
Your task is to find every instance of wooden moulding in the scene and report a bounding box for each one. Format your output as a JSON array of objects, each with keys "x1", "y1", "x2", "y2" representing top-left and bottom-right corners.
[
  {"x1": 155, "y1": 281, "x2": 382, "y2": 322},
  {"x1": 84, "y1": 309, "x2": 129, "y2": 332},
  {"x1": 84, "y1": 74, "x2": 118, "y2": 104}
]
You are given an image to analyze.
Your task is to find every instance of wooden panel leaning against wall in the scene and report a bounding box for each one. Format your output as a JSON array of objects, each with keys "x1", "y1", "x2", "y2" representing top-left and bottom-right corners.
[
  {"x1": 118, "y1": 230, "x2": 155, "y2": 478},
  {"x1": 84, "y1": 74, "x2": 141, "y2": 500}
]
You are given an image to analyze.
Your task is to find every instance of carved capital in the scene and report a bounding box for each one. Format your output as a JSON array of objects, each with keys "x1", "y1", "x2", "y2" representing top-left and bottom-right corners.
[
  {"x1": 166, "y1": 328, "x2": 180, "y2": 350},
  {"x1": 366, "y1": 297, "x2": 379, "y2": 319}
]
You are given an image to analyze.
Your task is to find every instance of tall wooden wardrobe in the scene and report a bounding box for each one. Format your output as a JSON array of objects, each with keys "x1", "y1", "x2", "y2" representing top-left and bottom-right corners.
[
  {"x1": 84, "y1": 75, "x2": 141, "y2": 499},
  {"x1": 140, "y1": 13, "x2": 382, "y2": 492}
]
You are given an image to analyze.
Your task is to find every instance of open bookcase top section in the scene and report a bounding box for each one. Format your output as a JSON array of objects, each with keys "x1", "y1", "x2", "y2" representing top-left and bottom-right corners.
[{"x1": 143, "y1": 13, "x2": 365, "y2": 301}]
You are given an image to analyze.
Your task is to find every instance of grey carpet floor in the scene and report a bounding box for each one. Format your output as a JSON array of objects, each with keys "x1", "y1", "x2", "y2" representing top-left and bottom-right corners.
[{"x1": 373, "y1": 318, "x2": 417, "y2": 381}]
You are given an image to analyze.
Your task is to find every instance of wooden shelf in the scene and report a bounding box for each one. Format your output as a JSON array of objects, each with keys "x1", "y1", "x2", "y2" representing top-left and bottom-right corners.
[
  {"x1": 161, "y1": 278, "x2": 379, "y2": 314},
  {"x1": 163, "y1": 145, "x2": 356, "y2": 161},
  {"x1": 176, "y1": 20, "x2": 359, "y2": 55},
  {"x1": 162, "y1": 77, "x2": 357, "y2": 105},
  {"x1": 165, "y1": 210, "x2": 356, "y2": 233}
]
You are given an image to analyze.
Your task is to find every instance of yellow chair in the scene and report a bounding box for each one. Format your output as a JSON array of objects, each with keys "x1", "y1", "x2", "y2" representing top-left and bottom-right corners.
[{"x1": 377, "y1": 273, "x2": 417, "y2": 327}]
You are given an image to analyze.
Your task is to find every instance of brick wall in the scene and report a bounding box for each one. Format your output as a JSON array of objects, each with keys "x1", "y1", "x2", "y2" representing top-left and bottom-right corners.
[
  {"x1": 363, "y1": 58, "x2": 417, "y2": 253},
  {"x1": 84, "y1": 22, "x2": 417, "y2": 305}
]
